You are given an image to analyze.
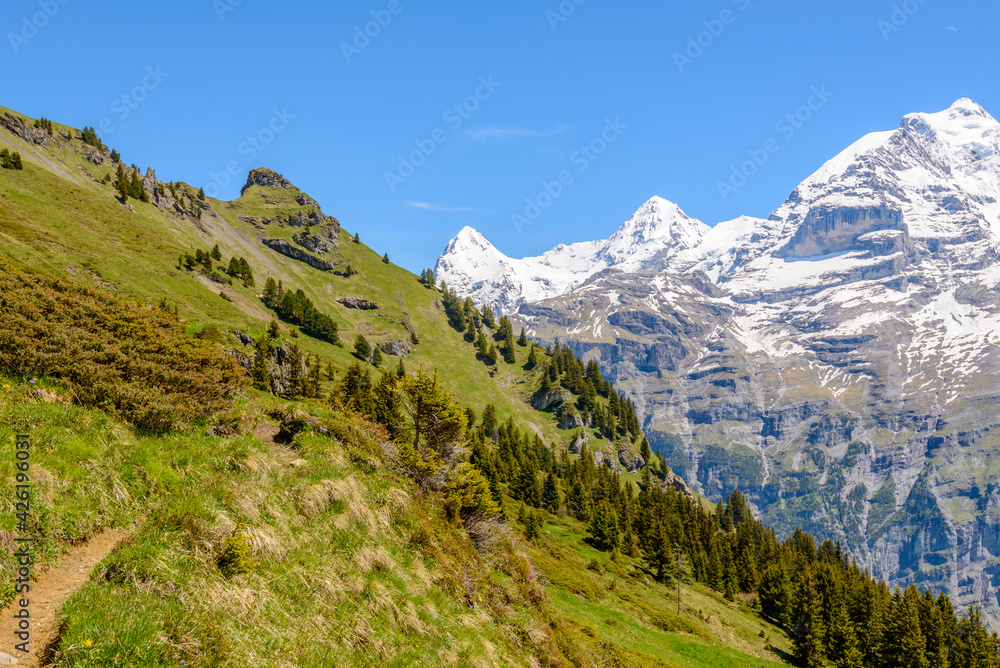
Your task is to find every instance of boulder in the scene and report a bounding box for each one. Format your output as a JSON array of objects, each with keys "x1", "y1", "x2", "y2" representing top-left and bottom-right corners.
[
  {"x1": 377, "y1": 339, "x2": 411, "y2": 358},
  {"x1": 338, "y1": 296, "x2": 379, "y2": 310},
  {"x1": 530, "y1": 388, "x2": 572, "y2": 411}
]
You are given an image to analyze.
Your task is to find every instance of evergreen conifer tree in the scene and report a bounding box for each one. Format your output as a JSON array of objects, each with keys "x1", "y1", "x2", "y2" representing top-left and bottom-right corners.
[
  {"x1": 793, "y1": 570, "x2": 827, "y2": 668},
  {"x1": 827, "y1": 595, "x2": 863, "y2": 668},
  {"x1": 541, "y1": 471, "x2": 560, "y2": 511},
  {"x1": 589, "y1": 500, "x2": 620, "y2": 552},
  {"x1": 354, "y1": 334, "x2": 371, "y2": 362},
  {"x1": 251, "y1": 336, "x2": 271, "y2": 392}
]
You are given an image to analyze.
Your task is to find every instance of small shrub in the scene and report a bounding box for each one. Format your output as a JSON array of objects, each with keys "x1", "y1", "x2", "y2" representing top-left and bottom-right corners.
[{"x1": 217, "y1": 522, "x2": 256, "y2": 578}]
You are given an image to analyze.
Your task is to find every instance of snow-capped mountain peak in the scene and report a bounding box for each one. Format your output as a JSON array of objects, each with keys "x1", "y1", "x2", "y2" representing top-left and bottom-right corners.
[
  {"x1": 435, "y1": 198, "x2": 709, "y2": 312},
  {"x1": 616, "y1": 196, "x2": 702, "y2": 242},
  {"x1": 444, "y1": 226, "x2": 500, "y2": 257}
]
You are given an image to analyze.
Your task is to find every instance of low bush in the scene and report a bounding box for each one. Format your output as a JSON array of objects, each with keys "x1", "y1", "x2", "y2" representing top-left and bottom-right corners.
[{"x1": 0, "y1": 261, "x2": 247, "y2": 431}]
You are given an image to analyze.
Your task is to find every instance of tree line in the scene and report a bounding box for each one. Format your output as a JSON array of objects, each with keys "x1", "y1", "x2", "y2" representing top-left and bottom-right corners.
[{"x1": 262, "y1": 277, "x2": 341, "y2": 345}]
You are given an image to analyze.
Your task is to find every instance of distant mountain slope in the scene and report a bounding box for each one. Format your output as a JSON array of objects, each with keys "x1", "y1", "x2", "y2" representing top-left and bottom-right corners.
[{"x1": 437, "y1": 99, "x2": 1000, "y2": 626}]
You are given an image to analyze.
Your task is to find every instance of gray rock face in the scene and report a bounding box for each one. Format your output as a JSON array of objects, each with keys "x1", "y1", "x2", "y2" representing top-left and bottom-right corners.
[
  {"x1": 531, "y1": 388, "x2": 572, "y2": 411},
  {"x1": 377, "y1": 339, "x2": 411, "y2": 358},
  {"x1": 228, "y1": 343, "x2": 307, "y2": 399},
  {"x1": 559, "y1": 406, "x2": 585, "y2": 430},
  {"x1": 260, "y1": 238, "x2": 335, "y2": 271},
  {"x1": 1, "y1": 112, "x2": 51, "y2": 145},
  {"x1": 618, "y1": 447, "x2": 645, "y2": 473},
  {"x1": 241, "y1": 167, "x2": 293, "y2": 194},
  {"x1": 338, "y1": 296, "x2": 379, "y2": 310},
  {"x1": 294, "y1": 228, "x2": 338, "y2": 254}
]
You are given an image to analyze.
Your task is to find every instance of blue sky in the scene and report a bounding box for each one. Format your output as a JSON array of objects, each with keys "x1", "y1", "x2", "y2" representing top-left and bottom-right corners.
[{"x1": 2, "y1": 0, "x2": 998, "y2": 273}]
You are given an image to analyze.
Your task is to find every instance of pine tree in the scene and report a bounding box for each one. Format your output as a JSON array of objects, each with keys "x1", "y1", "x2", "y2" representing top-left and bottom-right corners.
[
  {"x1": 516, "y1": 458, "x2": 542, "y2": 507},
  {"x1": 793, "y1": 570, "x2": 827, "y2": 668},
  {"x1": 400, "y1": 369, "x2": 468, "y2": 479},
  {"x1": 589, "y1": 500, "x2": 620, "y2": 552},
  {"x1": 354, "y1": 334, "x2": 371, "y2": 362},
  {"x1": 827, "y1": 594, "x2": 863, "y2": 668},
  {"x1": 525, "y1": 344, "x2": 538, "y2": 370},
  {"x1": 859, "y1": 581, "x2": 887, "y2": 668},
  {"x1": 286, "y1": 343, "x2": 306, "y2": 399},
  {"x1": 251, "y1": 336, "x2": 271, "y2": 392},
  {"x1": 305, "y1": 354, "x2": 322, "y2": 399},
  {"x1": 502, "y1": 331, "x2": 517, "y2": 364},
  {"x1": 519, "y1": 504, "x2": 540, "y2": 542},
  {"x1": 734, "y1": 521, "x2": 760, "y2": 593},
  {"x1": 541, "y1": 471, "x2": 560, "y2": 511},
  {"x1": 130, "y1": 171, "x2": 148, "y2": 202},
  {"x1": 642, "y1": 520, "x2": 677, "y2": 582},
  {"x1": 339, "y1": 362, "x2": 374, "y2": 416},
  {"x1": 353, "y1": 232, "x2": 360, "y2": 244},
  {"x1": 114, "y1": 164, "x2": 129, "y2": 200},
  {"x1": 759, "y1": 561, "x2": 791, "y2": 625},
  {"x1": 371, "y1": 346, "x2": 383, "y2": 367},
  {"x1": 953, "y1": 606, "x2": 998, "y2": 668},
  {"x1": 382, "y1": 252, "x2": 390, "y2": 264},
  {"x1": 518, "y1": 327, "x2": 528, "y2": 346},
  {"x1": 373, "y1": 371, "x2": 404, "y2": 438},
  {"x1": 886, "y1": 586, "x2": 929, "y2": 668},
  {"x1": 80, "y1": 125, "x2": 101, "y2": 148},
  {"x1": 210, "y1": 244, "x2": 222, "y2": 261}
]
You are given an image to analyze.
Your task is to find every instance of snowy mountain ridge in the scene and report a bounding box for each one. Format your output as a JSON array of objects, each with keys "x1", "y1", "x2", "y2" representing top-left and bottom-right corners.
[
  {"x1": 437, "y1": 98, "x2": 1000, "y2": 312},
  {"x1": 435, "y1": 196, "x2": 710, "y2": 313}
]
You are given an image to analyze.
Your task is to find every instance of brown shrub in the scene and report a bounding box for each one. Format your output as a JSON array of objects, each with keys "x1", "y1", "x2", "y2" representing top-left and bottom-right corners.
[{"x1": 0, "y1": 261, "x2": 248, "y2": 431}]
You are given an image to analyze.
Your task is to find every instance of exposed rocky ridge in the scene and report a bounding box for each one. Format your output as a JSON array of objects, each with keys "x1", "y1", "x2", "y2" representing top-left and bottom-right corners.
[
  {"x1": 442, "y1": 99, "x2": 1000, "y2": 625},
  {"x1": 260, "y1": 238, "x2": 335, "y2": 271},
  {"x1": 241, "y1": 167, "x2": 293, "y2": 194},
  {"x1": 237, "y1": 168, "x2": 341, "y2": 244},
  {"x1": 337, "y1": 296, "x2": 379, "y2": 310}
]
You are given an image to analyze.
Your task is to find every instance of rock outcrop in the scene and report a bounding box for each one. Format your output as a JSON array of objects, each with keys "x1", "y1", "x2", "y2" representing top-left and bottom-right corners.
[
  {"x1": 260, "y1": 238, "x2": 335, "y2": 271},
  {"x1": 241, "y1": 167, "x2": 294, "y2": 194}
]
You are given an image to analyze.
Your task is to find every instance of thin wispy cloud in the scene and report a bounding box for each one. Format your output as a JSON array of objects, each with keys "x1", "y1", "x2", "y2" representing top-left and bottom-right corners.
[
  {"x1": 465, "y1": 124, "x2": 570, "y2": 142},
  {"x1": 406, "y1": 201, "x2": 479, "y2": 212}
]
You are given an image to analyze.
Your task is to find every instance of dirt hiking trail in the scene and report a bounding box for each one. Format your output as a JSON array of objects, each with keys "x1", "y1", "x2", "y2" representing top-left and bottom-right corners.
[{"x1": 1, "y1": 528, "x2": 126, "y2": 667}]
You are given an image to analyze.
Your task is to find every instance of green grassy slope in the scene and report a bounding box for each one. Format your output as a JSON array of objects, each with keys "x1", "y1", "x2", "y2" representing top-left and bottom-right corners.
[{"x1": 0, "y1": 107, "x2": 796, "y2": 667}]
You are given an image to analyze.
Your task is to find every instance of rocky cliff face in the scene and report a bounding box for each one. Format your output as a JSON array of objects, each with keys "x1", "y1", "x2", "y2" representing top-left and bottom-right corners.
[{"x1": 439, "y1": 99, "x2": 1000, "y2": 625}]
